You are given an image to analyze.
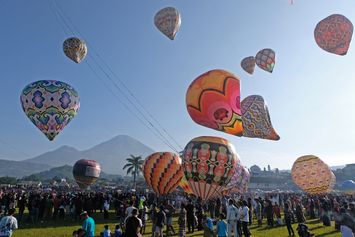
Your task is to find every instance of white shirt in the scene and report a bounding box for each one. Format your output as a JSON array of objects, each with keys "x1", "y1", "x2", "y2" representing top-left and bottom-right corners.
[
  {"x1": 341, "y1": 225, "x2": 354, "y2": 237},
  {"x1": 239, "y1": 206, "x2": 249, "y2": 222},
  {"x1": 226, "y1": 204, "x2": 238, "y2": 221},
  {"x1": 103, "y1": 229, "x2": 111, "y2": 237},
  {"x1": 125, "y1": 206, "x2": 134, "y2": 217},
  {"x1": 0, "y1": 215, "x2": 18, "y2": 235}
]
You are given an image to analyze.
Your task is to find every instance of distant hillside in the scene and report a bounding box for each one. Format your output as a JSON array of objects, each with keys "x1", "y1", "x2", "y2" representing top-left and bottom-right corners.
[
  {"x1": 0, "y1": 159, "x2": 51, "y2": 178},
  {"x1": 23, "y1": 135, "x2": 154, "y2": 175},
  {"x1": 23, "y1": 165, "x2": 121, "y2": 181}
]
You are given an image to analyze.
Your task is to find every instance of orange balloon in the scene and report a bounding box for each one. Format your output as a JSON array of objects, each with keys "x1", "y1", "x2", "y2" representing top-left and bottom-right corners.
[
  {"x1": 143, "y1": 152, "x2": 184, "y2": 196},
  {"x1": 186, "y1": 69, "x2": 243, "y2": 136}
]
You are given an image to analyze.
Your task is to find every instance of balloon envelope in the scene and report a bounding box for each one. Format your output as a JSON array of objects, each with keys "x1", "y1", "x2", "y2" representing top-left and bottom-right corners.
[
  {"x1": 183, "y1": 136, "x2": 239, "y2": 200},
  {"x1": 154, "y1": 7, "x2": 181, "y2": 40},
  {"x1": 291, "y1": 155, "x2": 335, "y2": 194},
  {"x1": 255, "y1": 48, "x2": 275, "y2": 73},
  {"x1": 73, "y1": 159, "x2": 101, "y2": 189},
  {"x1": 178, "y1": 175, "x2": 194, "y2": 195},
  {"x1": 186, "y1": 69, "x2": 243, "y2": 136},
  {"x1": 63, "y1": 37, "x2": 88, "y2": 63},
  {"x1": 225, "y1": 165, "x2": 250, "y2": 194},
  {"x1": 20, "y1": 80, "x2": 80, "y2": 141},
  {"x1": 241, "y1": 56, "x2": 256, "y2": 75},
  {"x1": 143, "y1": 152, "x2": 184, "y2": 196},
  {"x1": 241, "y1": 95, "x2": 280, "y2": 140},
  {"x1": 314, "y1": 14, "x2": 353, "y2": 56}
]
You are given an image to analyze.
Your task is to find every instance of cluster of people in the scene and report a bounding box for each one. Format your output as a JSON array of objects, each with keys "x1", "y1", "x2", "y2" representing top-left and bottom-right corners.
[{"x1": 0, "y1": 186, "x2": 354, "y2": 237}]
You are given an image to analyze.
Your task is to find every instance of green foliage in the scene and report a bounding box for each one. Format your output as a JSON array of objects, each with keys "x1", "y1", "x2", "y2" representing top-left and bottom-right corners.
[{"x1": 0, "y1": 176, "x2": 17, "y2": 185}]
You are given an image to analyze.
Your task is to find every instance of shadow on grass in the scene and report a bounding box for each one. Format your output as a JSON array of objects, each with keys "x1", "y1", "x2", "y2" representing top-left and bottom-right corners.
[
  {"x1": 315, "y1": 229, "x2": 339, "y2": 237},
  {"x1": 307, "y1": 219, "x2": 321, "y2": 225}
]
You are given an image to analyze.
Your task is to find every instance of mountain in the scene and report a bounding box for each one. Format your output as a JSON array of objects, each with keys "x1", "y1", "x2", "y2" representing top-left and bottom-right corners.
[
  {"x1": 0, "y1": 159, "x2": 51, "y2": 178},
  {"x1": 23, "y1": 135, "x2": 154, "y2": 175},
  {"x1": 23, "y1": 165, "x2": 121, "y2": 181}
]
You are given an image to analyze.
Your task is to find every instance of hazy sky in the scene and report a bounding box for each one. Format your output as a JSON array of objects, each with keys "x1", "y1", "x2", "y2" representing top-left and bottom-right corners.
[{"x1": 0, "y1": 0, "x2": 354, "y2": 170}]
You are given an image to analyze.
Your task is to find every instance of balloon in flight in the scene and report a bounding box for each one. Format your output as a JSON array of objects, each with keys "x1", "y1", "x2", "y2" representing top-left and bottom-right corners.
[
  {"x1": 186, "y1": 69, "x2": 243, "y2": 136},
  {"x1": 154, "y1": 7, "x2": 181, "y2": 40},
  {"x1": 73, "y1": 159, "x2": 101, "y2": 189},
  {"x1": 255, "y1": 48, "x2": 275, "y2": 73},
  {"x1": 20, "y1": 80, "x2": 80, "y2": 141},
  {"x1": 241, "y1": 56, "x2": 256, "y2": 75},
  {"x1": 63, "y1": 37, "x2": 88, "y2": 63}
]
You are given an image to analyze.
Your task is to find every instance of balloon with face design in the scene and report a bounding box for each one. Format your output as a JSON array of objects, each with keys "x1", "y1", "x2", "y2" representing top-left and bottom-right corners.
[
  {"x1": 183, "y1": 136, "x2": 239, "y2": 200},
  {"x1": 186, "y1": 69, "x2": 243, "y2": 136},
  {"x1": 20, "y1": 80, "x2": 80, "y2": 141}
]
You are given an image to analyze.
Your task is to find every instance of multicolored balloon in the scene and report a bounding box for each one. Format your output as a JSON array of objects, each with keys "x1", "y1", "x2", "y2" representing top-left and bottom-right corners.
[
  {"x1": 314, "y1": 14, "x2": 353, "y2": 56},
  {"x1": 143, "y1": 152, "x2": 184, "y2": 196},
  {"x1": 241, "y1": 95, "x2": 280, "y2": 140},
  {"x1": 225, "y1": 165, "x2": 250, "y2": 194},
  {"x1": 255, "y1": 48, "x2": 275, "y2": 73},
  {"x1": 186, "y1": 69, "x2": 243, "y2": 136},
  {"x1": 20, "y1": 80, "x2": 80, "y2": 141},
  {"x1": 73, "y1": 159, "x2": 101, "y2": 189},
  {"x1": 341, "y1": 180, "x2": 355, "y2": 194},
  {"x1": 154, "y1": 7, "x2": 181, "y2": 40},
  {"x1": 63, "y1": 37, "x2": 88, "y2": 63},
  {"x1": 241, "y1": 56, "x2": 256, "y2": 75},
  {"x1": 178, "y1": 175, "x2": 194, "y2": 195},
  {"x1": 183, "y1": 136, "x2": 239, "y2": 200},
  {"x1": 291, "y1": 155, "x2": 335, "y2": 194}
]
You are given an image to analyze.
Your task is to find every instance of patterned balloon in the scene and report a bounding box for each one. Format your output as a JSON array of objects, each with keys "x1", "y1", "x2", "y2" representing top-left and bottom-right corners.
[
  {"x1": 225, "y1": 159, "x2": 243, "y2": 190},
  {"x1": 291, "y1": 155, "x2": 335, "y2": 194},
  {"x1": 314, "y1": 14, "x2": 353, "y2": 56},
  {"x1": 63, "y1": 37, "x2": 88, "y2": 63},
  {"x1": 73, "y1": 159, "x2": 101, "y2": 189},
  {"x1": 186, "y1": 69, "x2": 243, "y2": 136},
  {"x1": 241, "y1": 95, "x2": 279, "y2": 140},
  {"x1": 183, "y1": 136, "x2": 239, "y2": 200},
  {"x1": 178, "y1": 175, "x2": 194, "y2": 195},
  {"x1": 241, "y1": 56, "x2": 256, "y2": 75},
  {"x1": 143, "y1": 152, "x2": 184, "y2": 196},
  {"x1": 154, "y1": 7, "x2": 181, "y2": 40},
  {"x1": 255, "y1": 48, "x2": 275, "y2": 73},
  {"x1": 20, "y1": 80, "x2": 80, "y2": 141},
  {"x1": 225, "y1": 165, "x2": 250, "y2": 194}
]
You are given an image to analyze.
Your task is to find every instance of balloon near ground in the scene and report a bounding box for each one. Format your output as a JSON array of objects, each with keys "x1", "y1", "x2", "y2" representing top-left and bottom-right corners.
[
  {"x1": 178, "y1": 175, "x2": 194, "y2": 195},
  {"x1": 143, "y1": 152, "x2": 184, "y2": 196},
  {"x1": 63, "y1": 37, "x2": 88, "y2": 63},
  {"x1": 241, "y1": 56, "x2": 256, "y2": 75},
  {"x1": 314, "y1": 14, "x2": 353, "y2": 56},
  {"x1": 224, "y1": 161, "x2": 251, "y2": 194},
  {"x1": 154, "y1": 7, "x2": 181, "y2": 40},
  {"x1": 241, "y1": 95, "x2": 280, "y2": 140},
  {"x1": 255, "y1": 48, "x2": 275, "y2": 73},
  {"x1": 73, "y1": 159, "x2": 101, "y2": 189},
  {"x1": 20, "y1": 80, "x2": 80, "y2": 141},
  {"x1": 183, "y1": 136, "x2": 239, "y2": 200},
  {"x1": 186, "y1": 69, "x2": 243, "y2": 136},
  {"x1": 291, "y1": 155, "x2": 335, "y2": 194}
]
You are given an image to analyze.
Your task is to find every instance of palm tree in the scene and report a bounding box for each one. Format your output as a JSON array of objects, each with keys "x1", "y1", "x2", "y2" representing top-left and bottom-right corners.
[{"x1": 123, "y1": 154, "x2": 144, "y2": 189}]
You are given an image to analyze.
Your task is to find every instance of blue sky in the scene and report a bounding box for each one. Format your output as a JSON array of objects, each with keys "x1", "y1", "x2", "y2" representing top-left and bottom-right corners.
[{"x1": 0, "y1": 0, "x2": 354, "y2": 170}]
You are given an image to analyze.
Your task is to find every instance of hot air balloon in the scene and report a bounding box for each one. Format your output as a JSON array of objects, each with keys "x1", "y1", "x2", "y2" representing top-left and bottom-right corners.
[
  {"x1": 20, "y1": 80, "x2": 80, "y2": 141},
  {"x1": 183, "y1": 136, "x2": 239, "y2": 200},
  {"x1": 341, "y1": 180, "x2": 355, "y2": 194},
  {"x1": 314, "y1": 14, "x2": 353, "y2": 56},
  {"x1": 225, "y1": 165, "x2": 250, "y2": 194},
  {"x1": 241, "y1": 95, "x2": 280, "y2": 140},
  {"x1": 154, "y1": 7, "x2": 181, "y2": 40},
  {"x1": 291, "y1": 155, "x2": 335, "y2": 194},
  {"x1": 63, "y1": 37, "x2": 88, "y2": 63},
  {"x1": 255, "y1": 48, "x2": 275, "y2": 73},
  {"x1": 143, "y1": 152, "x2": 184, "y2": 196},
  {"x1": 178, "y1": 176, "x2": 194, "y2": 195},
  {"x1": 241, "y1": 56, "x2": 256, "y2": 75},
  {"x1": 186, "y1": 69, "x2": 243, "y2": 136},
  {"x1": 73, "y1": 159, "x2": 101, "y2": 189}
]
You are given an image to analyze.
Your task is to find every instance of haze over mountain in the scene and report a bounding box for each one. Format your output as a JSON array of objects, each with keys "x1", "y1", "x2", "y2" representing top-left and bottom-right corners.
[
  {"x1": 0, "y1": 159, "x2": 51, "y2": 178},
  {"x1": 24, "y1": 135, "x2": 154, "y2": 175}
]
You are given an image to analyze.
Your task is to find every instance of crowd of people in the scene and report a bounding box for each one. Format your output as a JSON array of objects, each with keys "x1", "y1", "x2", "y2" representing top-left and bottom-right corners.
[{"x1": 0, "y1": 186, "x2": 354, "y2": 237}]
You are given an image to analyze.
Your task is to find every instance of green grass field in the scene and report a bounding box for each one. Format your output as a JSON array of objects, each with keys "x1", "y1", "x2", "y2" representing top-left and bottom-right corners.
[{"x1": 12, "y1": 211, "x2": 341, "y2": 237}]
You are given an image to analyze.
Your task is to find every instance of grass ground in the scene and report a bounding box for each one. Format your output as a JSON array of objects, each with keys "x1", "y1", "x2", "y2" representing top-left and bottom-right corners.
[{"x1": 12, "y1": 211, "x2": 341, "y2": 237}]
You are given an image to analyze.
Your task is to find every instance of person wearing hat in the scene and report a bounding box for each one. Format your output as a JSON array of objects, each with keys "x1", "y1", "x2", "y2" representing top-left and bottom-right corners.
[{"x1": 81, "y1": 211, "x2": 95, "y2": 237}]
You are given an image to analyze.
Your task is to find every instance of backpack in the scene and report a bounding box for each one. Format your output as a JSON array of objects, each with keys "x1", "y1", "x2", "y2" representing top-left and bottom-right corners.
[{"x1": 0, "y1": 217, "x2": 12, "y2": 237}]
